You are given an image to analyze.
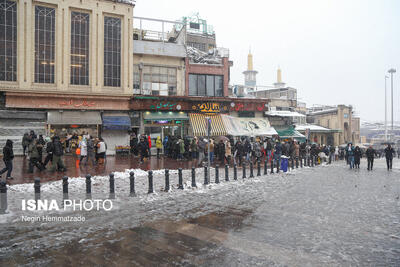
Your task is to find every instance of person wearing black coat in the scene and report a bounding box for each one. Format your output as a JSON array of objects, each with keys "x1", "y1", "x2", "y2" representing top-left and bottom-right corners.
[
  {"x1": 0, "y1": 140, "x2": 14, "y2": 179},
  {"x1": 235, "y1": 140, "x2": 244, "y2": 166},
  {"x1": 384, "y1": 144, "x2": 395, "y2": 170},
  {"x1": 354, "y1": 146, "x2": 362, "y2": 169},
  {"x1": 365, "y1": 146, "x2": 375, "y2": 170},
  {"x1": 138, "y1": 138, "x2": 148, "y2": 163}
]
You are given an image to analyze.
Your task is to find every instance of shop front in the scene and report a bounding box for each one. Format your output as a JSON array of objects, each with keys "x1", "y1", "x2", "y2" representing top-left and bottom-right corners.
[{"x1": 102, "y1": 112, "x2": 131, "y2": 155}]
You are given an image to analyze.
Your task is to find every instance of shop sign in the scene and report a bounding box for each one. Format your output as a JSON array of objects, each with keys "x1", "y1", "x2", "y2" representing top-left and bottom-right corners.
[
  {"x1": 192, "y1": 102, "x2": 228, "y2": 114},
  {"x1": 59, "y1": 99, "x2": 96, "y2": 108},
  {"x1": 150, "y1": 102, "x2": 178, "y2": 110},
  {"x1": 230, "y1": 102, "x2": 267, "y2": 112}
]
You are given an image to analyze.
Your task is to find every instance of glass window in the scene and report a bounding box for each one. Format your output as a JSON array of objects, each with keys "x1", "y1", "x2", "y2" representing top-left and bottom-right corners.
[
  {"x1": 189, "y1": 74, "x2": 197, "y2": 96},
  {"x1": 206, "y1": 75, "x2": 214, "y2": 96},
  {"x1": 0, "y1": 0, "x2": 17, "y2": 81},
  {"x1": 70, "y1": 12, "x2": 89, "y2": 85},
  {"x1": 133, "y1": 64, "x2": 140, "y2": 92},
  {"x1": 104, "y1": 16, "x2": 121, "y2": 87},
  {"x1": 139, "y1": 65, "x2": 177, "y2": 96},
  {"x1": 188, "y1": 74, "x2": 223, "y2": 96},
  {"x1": 35, "y1": 6, "x2": 55, "y2": 83},
  {"x1": 197, "y1": 75, "x2": 206, "y2": 96},
  {"x1": 215, "y1": 75, "x2": 223, "y2": 96}
]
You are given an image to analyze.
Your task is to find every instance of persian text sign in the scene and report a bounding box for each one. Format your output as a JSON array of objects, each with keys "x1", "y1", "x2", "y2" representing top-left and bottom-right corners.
[{"x1": 192, "y1": 102, "x2": 228, "y2": 114}]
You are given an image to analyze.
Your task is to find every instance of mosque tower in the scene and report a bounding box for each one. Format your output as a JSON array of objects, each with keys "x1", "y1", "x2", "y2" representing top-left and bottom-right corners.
[
  {"x1": 243, "y1": 49, "x2": 258, "y2": 87},
  {"x1": 274, "y1": 66, "x2": 286, "y2": 88}
]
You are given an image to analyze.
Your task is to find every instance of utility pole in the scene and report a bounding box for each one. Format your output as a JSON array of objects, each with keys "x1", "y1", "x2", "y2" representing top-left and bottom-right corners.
[
  {"x1": 388, "y1": 68, "x2": 396, "y2": 136},
  {"x1": 385, "y1": 75, "x2": 388, "y2": 141}
]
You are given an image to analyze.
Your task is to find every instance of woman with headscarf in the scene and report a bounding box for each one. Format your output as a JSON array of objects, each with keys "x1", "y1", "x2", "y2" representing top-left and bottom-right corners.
[{"x1": 0, "y1": 140, "x2": 14, "y2": 179}]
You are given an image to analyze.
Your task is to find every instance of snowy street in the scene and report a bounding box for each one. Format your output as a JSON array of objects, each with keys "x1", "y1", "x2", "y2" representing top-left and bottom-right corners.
[{"x1": 0, "y1": 158, "x2": 399, "y2": 266}]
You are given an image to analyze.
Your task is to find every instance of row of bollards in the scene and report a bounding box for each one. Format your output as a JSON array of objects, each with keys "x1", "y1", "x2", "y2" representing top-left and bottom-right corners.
[{"x1": 0, "y1": 156, "x2": 323, "y2": 214}]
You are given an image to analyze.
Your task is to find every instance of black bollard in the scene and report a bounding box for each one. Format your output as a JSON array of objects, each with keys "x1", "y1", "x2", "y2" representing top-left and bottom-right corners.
[
  {"x1": 0, "y1": 180, "x2": 7, "y2": 214},
  {"x1": 204, "y1": 166, "x2": 209, "y2": 185},
  {"x1": 165, "y1": 169, "x2": 170, "y2": 191},
  {"x1": 86, "y1": 174, "x2": 92, "y2": 199},
  {"x1": 178, "y1": 168, "x2": 184, "y2": 189},
  {"x1": 148, "y1": 170, "x2": 154, "y2": 194},
  {"x1": 34, "y1": 178, "x2": 41, "y2": 207},
  {"x1": 215, "y1": 165, "x2": 220, "y2": 184},
  {"x1": 271, "y1": 159, "x2": 274, "y2": 174},
  {"x1": 264, "y1": 159, "x2": 268, "y2": 175},
  {"x1": 243, "y1": 163, "x2": 246, "y2": 179},
  {"x1": 129, "y1": 171, "x2": 136, "y2": 197},
  {"x1": 234, "y1": 164, "x2": 238, "y2": 180},
  {"x1": 225, "y1": 165, "x2": 229, "y2": 181},
  {"x1": 62, "y1": 176, "x2": 69, "y2": 200},
  {"x1": 249, "y1": 162, "x2": 254, "y2": 178},
  {"x1": 191, "y1": 167, "x2": 197, "y2": 188},
  {"x1": 296, "y1": 157, "x2": 299, "y2": 168},
  {"x1": 109, "y1": 173, "x2": 115, "y2": 199},
  {"x1": 257, "y1": 160, "x2": 261, "y2": 176}
]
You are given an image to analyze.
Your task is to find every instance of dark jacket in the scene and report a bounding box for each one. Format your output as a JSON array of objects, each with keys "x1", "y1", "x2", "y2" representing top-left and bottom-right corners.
[
  {"x1": 384, "y1": 147, "x2": 395, "y2": 159},
  {"x1": 366, "y1": 148, "x2": 375, "y2": 158},
  {"x1": 53, "y1": 139, "x2": 64, "y2": 156},
  {"x1": 354, "y1": 148, "x2": 362, "y2": 159},
  {"x1": 3, "y1": 140, "x2": 14, "y2": 161},
  {"x1": 274, "y1": 143, "x2": 282, "y2": 155}
]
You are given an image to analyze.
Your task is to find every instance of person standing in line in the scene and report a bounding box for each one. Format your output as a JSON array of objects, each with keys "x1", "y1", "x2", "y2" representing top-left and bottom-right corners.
[
  {"x1": 197, "y1": 138, "x2": 205, "y2": 167},
  {"x1": 384, "y1": 144, "x2": 395, "y2": 170},
  {"x1": 335, "y1": 146, "x2": 339, "y2": 161},
  {"x1": 274, "y1": 141, "x2": 282, "y2": 171},
  {"x1": 50, "y1": 136, "x2": 66, "y2": 172},
  {"x1": 190, "y1": 137, "x2": 198, "y2": 161},
  {"x1": 79, "y1": 137, "x2": 88, "y2": 165},
  {"x1": 225, "y1": 140, "x2": 232, "y2": 165},
  {"x1": 209, "y1": 139, "x2": 215, "y2": 164},
  {"x1": 96, "y1": 138, "x2": 106, "y2": 165},
  {"x1": 397, "y1": 147, "x2": 400, "y2": 159},
  {"x1": 156, "y1": 136, "x2": 162, "y2": 159},
  {"x1": 0, "y1": 140, "x2": 14, "y2": 180},
  {"x1": 294, "y1": 141, "x2": 300, "y2": 164},
  {"x1": 22, "y1": 133, "x2": 29, "y2": 156},
  {"x1": 354, "y1": 146, "x2": 362, "y2": 169},
  {"x1": 85, "y1": 136, "x2": 96, "y2": 166},
  {"x1": 366, "y1": 145, "x2": 375, "y2": 171}
]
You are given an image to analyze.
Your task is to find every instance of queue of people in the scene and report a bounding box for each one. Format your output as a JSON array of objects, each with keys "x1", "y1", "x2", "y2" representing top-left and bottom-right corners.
[{"x1": 344, "y1": 143, "x2": 395, "y2": 171}]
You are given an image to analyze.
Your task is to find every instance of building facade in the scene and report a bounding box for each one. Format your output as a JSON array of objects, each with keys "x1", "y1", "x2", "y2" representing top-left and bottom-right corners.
[{"x1": 0, "y1": 0, "x2": 135, "y2": 154}]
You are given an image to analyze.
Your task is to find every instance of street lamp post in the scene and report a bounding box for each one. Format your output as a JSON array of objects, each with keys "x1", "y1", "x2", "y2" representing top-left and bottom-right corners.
[
  {"x1": 388, "y1": 68, "x2": 396, "y2": 135},
  {"x1": 385, "y1": 75, "x2": 388, "y2": 141}
]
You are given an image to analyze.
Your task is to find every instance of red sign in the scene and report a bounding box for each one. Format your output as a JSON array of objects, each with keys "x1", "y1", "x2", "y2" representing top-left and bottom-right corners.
[{"x1": 59, "y1": 99, "x2": 96, "y2": 108}]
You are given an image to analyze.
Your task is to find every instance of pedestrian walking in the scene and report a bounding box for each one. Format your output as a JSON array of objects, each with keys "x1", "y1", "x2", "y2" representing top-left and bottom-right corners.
[
  {"x1": 85, "y1": 136, "x2": 96, "y2": 166},
  {"x1": 354, "y1": 146, "x2": 362, "y2": 169},
  {"x1": 37, "y1": 135, "x2": 46, "y2": 164},
  {"x1": 22, "y1": 133, "x2": 29, "y2": 156},
  {"x1": 346, "y1": 143, "x2": 355, "y2": 169},
  {"x1": 366, "y1": 145, "x2": 375, "y2": 171},
  {"x1": 96, "y1": 138, "x2": 106, "y2": 165},
  {"x1": 28, "y1": 138, "x2": 44, "y2": 173},
  {"x1": 50, "y1": 136, "x2": 66, "y2": 172},
  {"x1": 138, "y1": 137, "x2": 148, "y2": 163},
  {"x1": 384, "y1": 144, "x2": 395, "y2": 170},
  {"x1": 0, "y1": 140, "x2": 14, "y2": 180},
  {"x1": 42, "y1": 137, "x2": 54, "y2": 168}
]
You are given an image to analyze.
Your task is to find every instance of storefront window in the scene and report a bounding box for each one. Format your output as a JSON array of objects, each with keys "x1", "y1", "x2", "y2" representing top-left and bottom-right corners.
[
  {"x1": 0, "y1": 0, "x2": 17, "y2": 82},
  {"x1": 70, "y1": 12, "x2": 90, "y2": 85},
  {"x1": 35, "y1": 6, "x2": 55, "y2": 84},
  {"x1": 188, "y1": 74, "x2": 224, "y2": 96},
  {"x1": 104, "y1": 16, "x2": 121, "y2": 87}
]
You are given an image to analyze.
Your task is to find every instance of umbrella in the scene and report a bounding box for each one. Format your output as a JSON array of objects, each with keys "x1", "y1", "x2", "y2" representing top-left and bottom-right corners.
[{"x1": 215, "y1": 136, "x2": 229, "y2": 142}]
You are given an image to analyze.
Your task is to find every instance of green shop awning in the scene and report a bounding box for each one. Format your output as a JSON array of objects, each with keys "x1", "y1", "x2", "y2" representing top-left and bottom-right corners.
[
  {"x1": 275, "y1": 126, "x2": 306, "y2": 141},
  {"x1": 143, "y1": 111, "x2": 189, "y2": 121}
]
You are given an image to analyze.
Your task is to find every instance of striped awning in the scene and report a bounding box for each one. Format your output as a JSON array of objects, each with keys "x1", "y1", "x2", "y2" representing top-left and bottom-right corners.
[{"x1": 189, "y1": 113, "x2": 227, "y2": 137}]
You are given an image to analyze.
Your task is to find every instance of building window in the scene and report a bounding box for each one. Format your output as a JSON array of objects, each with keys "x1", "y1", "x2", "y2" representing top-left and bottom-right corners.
[
  {"x1": 0, "y1": 0, "x2": 17, "y2": 81},
  {"x1": 70, "y1": 12, "x2": 89, "y2": 85},
  {"x1": 187, "y1": 42, "x2": 206, "y2": 52},
  {"x1": 133, "y1": 65, "x2": 140, "y2": 93},
  {"x1": 104, "y1": 16, "x2": 121, "y2": 87},
  {"x1": 35, "y1": 6, "x2": 55, "y2": 84},
  {"x1": 188, "y1": 74, "x2": 223, "y2": 96},
  {"x1": 137, "y1": 65, "x2": 177, "y2": 96}
]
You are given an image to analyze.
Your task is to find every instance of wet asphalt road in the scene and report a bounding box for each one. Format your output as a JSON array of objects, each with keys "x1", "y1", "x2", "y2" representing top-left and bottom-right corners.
[{"x1": 0, "y1": 158, "x2": 399, "y2": 266}]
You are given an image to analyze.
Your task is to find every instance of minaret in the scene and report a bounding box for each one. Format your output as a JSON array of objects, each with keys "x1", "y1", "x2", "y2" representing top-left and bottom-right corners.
[
  {"x1": 274, "y1": 66, "x2": 286, "y2": 88},
  {"x1": 243, "y1": 49, "x2": 258, "y2": 87}
]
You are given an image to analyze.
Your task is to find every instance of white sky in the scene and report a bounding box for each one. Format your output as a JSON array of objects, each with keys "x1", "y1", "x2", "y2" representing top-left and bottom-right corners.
[{"x1": 134, "y1": 0, "x2": 400, "y2": 122}]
